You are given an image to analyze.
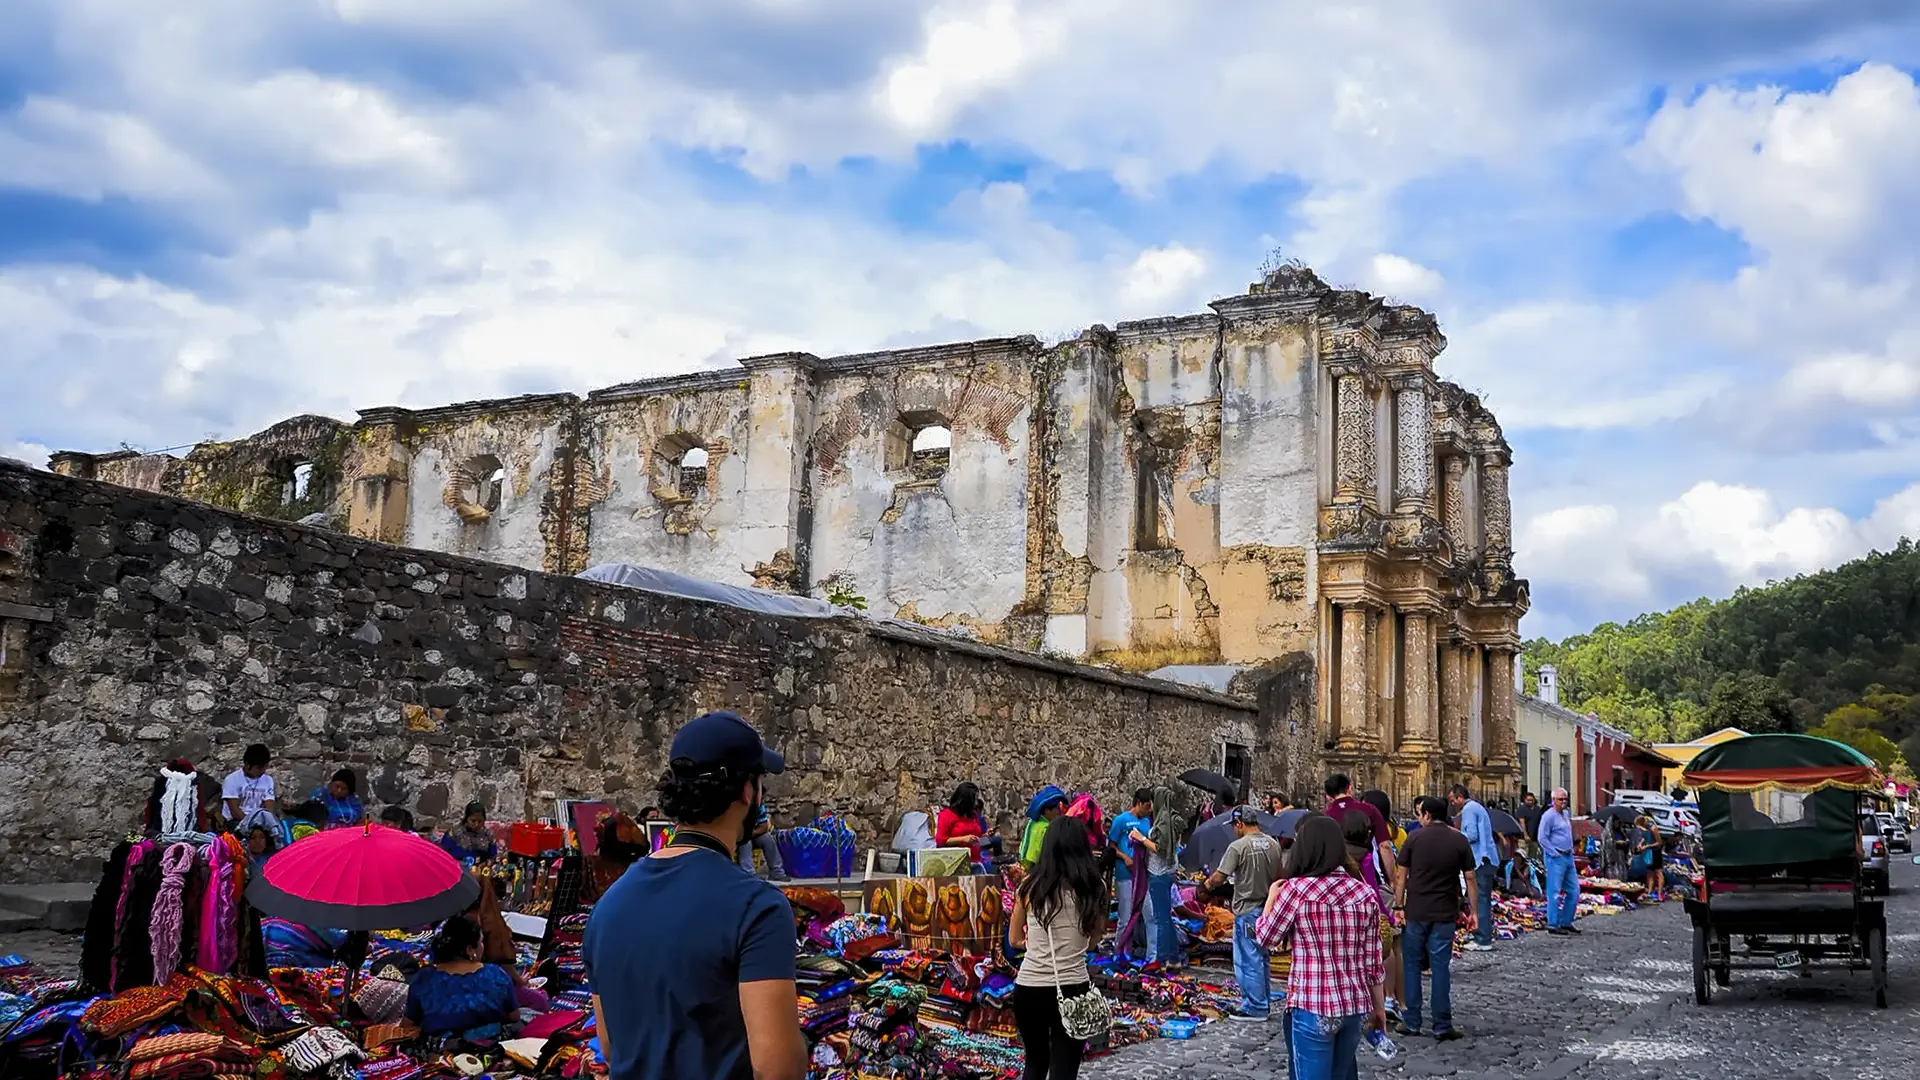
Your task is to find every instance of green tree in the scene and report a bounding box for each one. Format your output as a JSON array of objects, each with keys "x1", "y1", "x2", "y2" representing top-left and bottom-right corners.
[
  {"x1": 1702, "y1": 673, "x2": 1796, "y2": 735},
  {"x1": 1805, "y1": 702, "x2": 1904, "y2": 769}
]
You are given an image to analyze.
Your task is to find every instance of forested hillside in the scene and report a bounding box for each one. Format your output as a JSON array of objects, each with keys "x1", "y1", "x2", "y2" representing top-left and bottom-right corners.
[{"x1": 1522, "y1": 539, "x2": 1920, "y2": 772}]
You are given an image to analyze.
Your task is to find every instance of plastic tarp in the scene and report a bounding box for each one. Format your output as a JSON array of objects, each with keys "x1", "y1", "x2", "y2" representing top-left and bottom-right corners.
[
  {"x1": 577, "y1": 563, "x2": 840, "y2": 619},
  {"x1": 1146, "y1": 665, "x2": 1246, "y2": 694}
]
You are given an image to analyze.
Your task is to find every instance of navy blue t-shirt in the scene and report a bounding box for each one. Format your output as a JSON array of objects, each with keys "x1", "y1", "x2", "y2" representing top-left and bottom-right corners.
[{"x1": 583, "y1": 848, "x2": 796, "y2": 1080}]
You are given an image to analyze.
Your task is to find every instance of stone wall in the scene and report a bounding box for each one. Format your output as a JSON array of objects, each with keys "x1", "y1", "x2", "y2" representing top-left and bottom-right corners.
[{"x1": 0, "y1": 462, "x2": 1310, "y2": 883}]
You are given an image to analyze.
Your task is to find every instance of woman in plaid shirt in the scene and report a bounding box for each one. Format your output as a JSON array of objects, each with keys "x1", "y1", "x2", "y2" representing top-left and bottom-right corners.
[{"x1": 1255, "y1": 815, "x2": 1387, "y2": 1080}]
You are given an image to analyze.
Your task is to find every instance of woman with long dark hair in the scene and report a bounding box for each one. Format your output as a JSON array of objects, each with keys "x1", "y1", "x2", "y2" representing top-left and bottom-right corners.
[
  {"x1": 1010, "y1": 817, "x2": 1107, "y2": 1080},
  {"x1": 1256, "y1": 814, "x2": 1385, "y2": 1080},
  {"x1": 936, "y1": 782, "x2": 1002, "y2": 864}
]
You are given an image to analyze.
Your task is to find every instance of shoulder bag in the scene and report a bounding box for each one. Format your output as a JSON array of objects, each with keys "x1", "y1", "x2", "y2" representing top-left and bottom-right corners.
[{"x1": 1043, "y1": 913, "x2": 1111, "y2": 1041}]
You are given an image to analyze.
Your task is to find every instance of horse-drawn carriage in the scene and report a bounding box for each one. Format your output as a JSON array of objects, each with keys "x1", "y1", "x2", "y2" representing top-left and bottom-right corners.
[{"x1": 1681, "y1": 733, "x2": 1890, "y2": 1008}]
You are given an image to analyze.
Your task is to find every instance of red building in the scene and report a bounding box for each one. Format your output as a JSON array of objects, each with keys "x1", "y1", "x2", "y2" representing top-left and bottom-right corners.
[{"x1": 1576, "y1": 713, "x2": 1680, "y2": 809}]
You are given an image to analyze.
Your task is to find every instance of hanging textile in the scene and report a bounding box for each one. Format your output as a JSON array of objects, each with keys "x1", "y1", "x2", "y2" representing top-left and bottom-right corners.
[
  {"x1": 148, "y1": 843, "x2": 197, "y2": 980},
  {"x1": 81, "y1": 841, "x2": 134, "y2": 992}
]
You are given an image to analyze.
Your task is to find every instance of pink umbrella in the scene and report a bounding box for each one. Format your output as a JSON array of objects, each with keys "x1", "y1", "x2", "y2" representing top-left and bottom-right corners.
[{"x1": 245, "y1": 822, "x2": 480, "y2": 932}]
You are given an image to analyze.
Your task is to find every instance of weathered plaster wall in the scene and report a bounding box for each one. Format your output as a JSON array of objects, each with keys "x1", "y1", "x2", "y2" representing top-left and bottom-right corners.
[
  {"x1": 805, "y1": 343, "x2": 1038, "y2": 638},
  {"x1": 401, "y1": 396, "x2": 575, "y2": 571},
  {"x1": 0, "y1": 462, "x2": 1306, "y2": 882},
  {"x1": 584, "y1": 375, "x2": 762, "y2": 586}
]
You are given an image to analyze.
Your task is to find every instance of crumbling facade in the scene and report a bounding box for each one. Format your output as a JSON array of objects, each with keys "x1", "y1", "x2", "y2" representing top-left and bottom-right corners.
[{"x1": 49, "y1": 266, "x2": 1527, "y2": 801}]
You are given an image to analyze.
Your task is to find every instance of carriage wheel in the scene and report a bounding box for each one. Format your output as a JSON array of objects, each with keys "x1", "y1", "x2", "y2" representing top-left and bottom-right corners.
[
  {"x1": 1869, "y1": 926, "x2": 1888, "y2": 1009},
  {"x1": 1693, "y1": 923, "x2": 1713, "y2": 1005},
  {"x1": 1714, "y1": 935, "x2": 1731, "y2": 988}
]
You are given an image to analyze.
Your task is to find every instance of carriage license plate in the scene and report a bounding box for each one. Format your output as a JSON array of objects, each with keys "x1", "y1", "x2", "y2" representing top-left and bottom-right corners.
[{"x1": 1774, "y1": 951, "x2": 1803, "y2": 969}]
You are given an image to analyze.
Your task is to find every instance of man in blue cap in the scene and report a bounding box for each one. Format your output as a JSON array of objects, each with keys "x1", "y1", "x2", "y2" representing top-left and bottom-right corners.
[
  {"x1": 1020, "y1": 784, "x2": 1068, "y2": 871},
  {"x1": 584, "y1": 711, "x2": 805, "y2": 1080}
]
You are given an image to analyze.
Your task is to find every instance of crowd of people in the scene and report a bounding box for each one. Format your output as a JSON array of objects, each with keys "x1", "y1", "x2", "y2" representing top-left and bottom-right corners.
[
  {"x1": 139, "y1": 721, "x2": 1629, "y2": 1080},
  {"x1": 568, "y1": 705, "x2": 1626, "y2": 1080}
]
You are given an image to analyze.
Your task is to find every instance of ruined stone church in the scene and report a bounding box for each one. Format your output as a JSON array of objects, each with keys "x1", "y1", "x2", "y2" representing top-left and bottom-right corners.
[{"x1": 51, "y1": 265, "x2": 1527, "y2": 801}]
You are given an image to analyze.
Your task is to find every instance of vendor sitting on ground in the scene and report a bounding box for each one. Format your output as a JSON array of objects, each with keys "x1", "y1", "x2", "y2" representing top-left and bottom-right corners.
[
  {"x1": 406, "y1": 916, "x2": 518, "y2": 1040},
  {"x1": 440, "y1": 802, "x2": 499, "y2": 861},
  {"x1": 380, "y1": 805, "x2": 417, "y2": 833},
  {"x1": 936, "y1": 782, "x2": 1003, "y2": 868},
  {"x1": 243, "y1": 820, "x2": 280, "y2": 874},
  {"x1": 310, "y1": 768, "x2": 367, "y2": 829}
]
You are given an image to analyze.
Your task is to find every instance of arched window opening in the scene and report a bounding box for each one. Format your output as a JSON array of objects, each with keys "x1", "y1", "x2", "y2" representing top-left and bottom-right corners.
[
  {"x1": 447, "y1": 454, "x2": 506, "y2": 523},
  {"x1": 282, "y1": 460, "x2": 315, "y2": 504},
  {"x1": 677, "y1": 445, "x2": 710, "y2": 496}
]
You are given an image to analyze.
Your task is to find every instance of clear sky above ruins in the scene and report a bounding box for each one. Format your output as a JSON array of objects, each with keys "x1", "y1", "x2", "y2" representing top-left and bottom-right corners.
[{"x1": 2, "y1": 2, "x2": 1918, "y2": 639}]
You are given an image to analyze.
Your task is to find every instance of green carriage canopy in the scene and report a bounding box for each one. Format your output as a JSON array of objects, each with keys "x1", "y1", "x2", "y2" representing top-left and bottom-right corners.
[{"x1": 1683, "y1": 734, "x2": 1884, "y2": 869}]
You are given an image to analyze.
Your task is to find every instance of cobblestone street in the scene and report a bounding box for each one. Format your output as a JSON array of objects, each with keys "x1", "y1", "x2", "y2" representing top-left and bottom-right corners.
[{"x1": 1088, "y1": 857, "x2": 1920, "y2": 1080}]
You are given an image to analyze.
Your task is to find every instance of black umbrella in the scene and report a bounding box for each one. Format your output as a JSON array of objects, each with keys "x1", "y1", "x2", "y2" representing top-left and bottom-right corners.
[
  {"x1": 1178, "y1": 768, "x2": 1239, "y2": 804},
  {"x1": 1589, "y1": 805, "x2": 1640, "y2": 827},
  {"x1": 1179, "y1": 808, "x2": 1306, "y2": 871},
  {"x1": 1487, "y1": 808, "x2": 1526, "y2": 837}
]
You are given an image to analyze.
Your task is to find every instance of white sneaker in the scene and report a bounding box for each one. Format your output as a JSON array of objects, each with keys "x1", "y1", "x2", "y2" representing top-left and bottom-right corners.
[{"x1": 1463, "y1": 941, "x2": 1495, "y2": 952}]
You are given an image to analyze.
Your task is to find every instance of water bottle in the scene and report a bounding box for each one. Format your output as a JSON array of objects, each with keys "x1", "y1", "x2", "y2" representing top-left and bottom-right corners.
[{"x1": 1365, "y1": 1027, "x2": 1399, "y2": 1061}]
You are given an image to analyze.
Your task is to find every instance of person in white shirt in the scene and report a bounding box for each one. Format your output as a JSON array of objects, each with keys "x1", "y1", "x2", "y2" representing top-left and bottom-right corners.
[{"x1": 222, "y1": 743, "x2": 279, "y2": 827}]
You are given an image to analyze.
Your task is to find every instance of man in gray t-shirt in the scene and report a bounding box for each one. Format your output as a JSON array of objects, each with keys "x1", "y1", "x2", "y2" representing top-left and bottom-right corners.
[{"x1": 1206, "y1": 807, "x2": 1284, "y2": 1020}]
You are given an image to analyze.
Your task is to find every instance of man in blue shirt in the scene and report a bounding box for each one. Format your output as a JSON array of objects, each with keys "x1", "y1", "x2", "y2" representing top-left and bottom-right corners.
[
  {"x1": 585, "y1": 712, "x2": 806, "y2": 1080},
  {"x1": 1107, "y1": 788, "x2": 1154, "y2": 958},
  {"x1": 1537, "y1": 788, "x2": 1581, "y2": 936},
  {"x1": 1449, "y1": 784, "x2": 1499, "y2": 951}
]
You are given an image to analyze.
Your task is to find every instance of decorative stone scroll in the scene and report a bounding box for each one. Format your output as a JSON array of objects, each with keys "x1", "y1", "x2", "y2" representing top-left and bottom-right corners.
[
  {"x1": 1442, "y1": 456, "x2": 1470, "y2": 552},
  {"x1": 1334, "y1": 373, "x2": 1377, "y2": 504},
  {"x1": 1394, "y1": 383, "x2": 1433, "y2": 515},
  {"x1": 1480, "y1": 459, "x2": 1512, "y2": 556}
]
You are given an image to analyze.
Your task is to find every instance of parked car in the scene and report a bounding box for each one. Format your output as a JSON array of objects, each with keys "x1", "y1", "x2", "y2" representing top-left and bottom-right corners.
[
  {"x1": 1861, "y1": 814, "x2": 1890, "y2": 894},
  {"x1": 1878, "y1": 813, "x2": 1911, "y2": 854},
  {"x1": 1648, "y1": 804, "x2": 1700, "y2": 838}
]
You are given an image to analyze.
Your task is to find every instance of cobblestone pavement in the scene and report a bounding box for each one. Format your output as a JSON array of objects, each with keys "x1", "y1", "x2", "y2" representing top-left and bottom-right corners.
[{"x1": 1086, "y1": 857, "x2": 1920, "y2": 1080}]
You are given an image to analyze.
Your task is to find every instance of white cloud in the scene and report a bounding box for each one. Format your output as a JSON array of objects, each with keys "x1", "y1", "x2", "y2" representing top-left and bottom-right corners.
[
  {"x1": 879, "y1": 1, "x2": 1064, "y2": 133},
  {"x1": 1120, "y1": 245, "x2": 1208, "y2": 310},
  {"x1": 1519, "y1": 480, "x2": 1920, "y2": 611},
  {"x1": 1365, "y1": 253, "x2": 1444, "y2": 300}
]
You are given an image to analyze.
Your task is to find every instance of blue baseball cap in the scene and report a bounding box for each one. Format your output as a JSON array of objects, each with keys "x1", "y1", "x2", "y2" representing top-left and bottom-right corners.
[{"x1": 669, "y1": 711, "x2": 785, "y2": 774}]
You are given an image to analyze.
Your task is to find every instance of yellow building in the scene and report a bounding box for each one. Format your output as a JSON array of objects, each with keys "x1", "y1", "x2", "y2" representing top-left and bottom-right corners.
[{"x1": 1653, "y1": 727, "x2": 1751, "y2": 794}]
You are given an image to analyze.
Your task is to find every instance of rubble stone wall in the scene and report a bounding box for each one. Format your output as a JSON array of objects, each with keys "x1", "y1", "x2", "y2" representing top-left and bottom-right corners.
[{"x1": 0, "y1": 462, "x2": 1312, "y2": 883}]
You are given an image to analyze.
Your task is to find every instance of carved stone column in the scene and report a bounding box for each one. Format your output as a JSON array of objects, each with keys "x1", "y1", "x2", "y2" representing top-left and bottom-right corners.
[
  {"x1": 1486, "y1": 647, "x2": 1517, "y2": 768},
  {"x1": 1442, "y1": 455, "x2": 1470, "y2": 553},
  {"x1": 1334, "y1": 371, "x2": 1377, "y2": 505},
  {"x1": 1440, "y1": 641, "x2": 1469, "y2": 757},
  {"x1": 1401, "y1": 611, "x2": 1437, "y2": 750},
  {"x1": 1480, "y1": 458, "x2": 1512, "y2": 559},
  {"x1": 1393, "y1": 381, "x2": 1433, "y2": 515},
  {"x1": 1338, "y1": 603, "x2": 1374, "y2": 749}
]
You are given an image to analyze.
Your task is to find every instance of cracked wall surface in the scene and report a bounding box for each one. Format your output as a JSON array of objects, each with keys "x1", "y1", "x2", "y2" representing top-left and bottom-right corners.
[{"x1": 50, "y1": 271, "x2": 1524, "y2": 798}]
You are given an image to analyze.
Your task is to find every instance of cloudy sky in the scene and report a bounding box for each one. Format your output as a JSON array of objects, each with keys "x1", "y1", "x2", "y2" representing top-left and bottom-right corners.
[{"x1": 4, "y1": 1, "x2": 1919, "y2": 640}]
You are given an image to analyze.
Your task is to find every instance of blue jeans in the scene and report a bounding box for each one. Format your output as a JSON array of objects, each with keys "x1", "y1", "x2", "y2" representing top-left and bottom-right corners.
[
  {"x1": 1402, "y1": 920, "x2": 1455, "y2": 1034},
  {"x1": 1232, "y1": 910, "x2": 1270, "y2": 1016},
  {"x1": 1115, "y1": 876, "x2": 1147, "y2": 956},
  {"x1": 1545, "y1": 853, "x2": 1579, "y2": 928},
  {"x1": 1147, "y1": 872, "x2": 1179, "y2": 964},
  {"x1": 1473, "y1": 863, "x2": 1497, "y2": 945},
  {"x1": 1288, "y1": 1008, "x2": 1362, "y2": 1080},
  {"x1": 736, "y1": 832, "x2": 786, "y2": 878}
]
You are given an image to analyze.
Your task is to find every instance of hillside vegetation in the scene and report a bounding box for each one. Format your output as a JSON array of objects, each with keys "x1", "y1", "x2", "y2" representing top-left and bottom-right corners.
[{"x1": 1523, "y1": 539, "x2": 1920, "y2": 773}]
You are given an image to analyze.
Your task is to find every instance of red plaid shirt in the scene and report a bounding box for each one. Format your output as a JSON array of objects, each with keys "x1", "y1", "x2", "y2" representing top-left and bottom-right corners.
[{"x1": 1253, "y1": 870, "x2": 1384, "y2": 1018}]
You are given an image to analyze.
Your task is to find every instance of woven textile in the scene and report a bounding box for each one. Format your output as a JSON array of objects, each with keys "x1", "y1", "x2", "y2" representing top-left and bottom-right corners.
[
  {"x1": 81, "y1": 975, "x2": 190, "y2": 1037},
  {"x1": 126, "y1": 1031, "x2": 225, "y2": 1062}
]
